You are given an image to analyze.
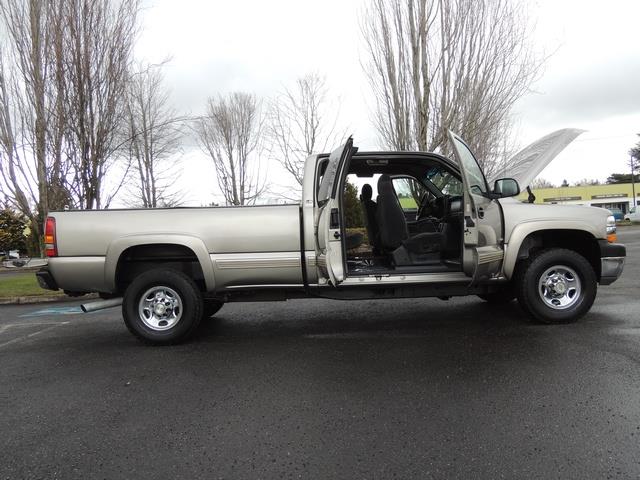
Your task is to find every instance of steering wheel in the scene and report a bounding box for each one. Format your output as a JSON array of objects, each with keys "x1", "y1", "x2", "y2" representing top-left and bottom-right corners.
[
  {"x1": 418, "y1": 194, "x2": 450, "y2": 220},
  {"x1": 416, "y1": 192, "x2": 429, "y2": 220},
  {"x1": 417, "y1": 192, "x2": 435, "y2": 220},
  {"x1": 440, "y1": 194, "x2": 451, "y2": 219}
]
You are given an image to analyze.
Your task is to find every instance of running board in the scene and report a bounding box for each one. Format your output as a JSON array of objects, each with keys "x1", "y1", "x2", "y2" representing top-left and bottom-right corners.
[{"x1": 341, "y1": 271, "x2": 469, "y2": 286}]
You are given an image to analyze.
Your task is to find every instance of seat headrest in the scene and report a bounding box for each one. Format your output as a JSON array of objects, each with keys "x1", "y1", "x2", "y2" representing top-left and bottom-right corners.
[
  {"x1": 361, "y1": 183, "x2": 373, "y2": 201},
  {"x1": 377, "y1": 174, "x2": 395, "y2": 197}
]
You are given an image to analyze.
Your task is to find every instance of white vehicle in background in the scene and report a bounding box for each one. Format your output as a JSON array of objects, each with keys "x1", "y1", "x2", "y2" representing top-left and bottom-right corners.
[
  {"x1": 1, "y1": 251, "x2": 26, "y2": 268},
  {"x1": 623, "y1": 209, "x2": 640, "y2": 223}
]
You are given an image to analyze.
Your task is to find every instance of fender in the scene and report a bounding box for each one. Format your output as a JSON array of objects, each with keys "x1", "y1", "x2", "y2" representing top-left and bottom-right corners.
[
  {"x1": 502, "y1": 220, "x2": 601, "y2": 279},
  {"x1": 104, "y1": 234, "x2": 216, "y2": 292}
]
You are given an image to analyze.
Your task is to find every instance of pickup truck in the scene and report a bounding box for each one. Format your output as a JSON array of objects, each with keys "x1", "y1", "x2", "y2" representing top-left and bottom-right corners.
[{"x1": 37, "y1": 130, "x2": 626, "y2": 344}]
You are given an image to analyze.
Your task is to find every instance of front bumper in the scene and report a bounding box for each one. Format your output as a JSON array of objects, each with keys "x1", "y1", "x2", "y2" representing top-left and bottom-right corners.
[
  {"x1": 599, "y1": 241, "x2": 626, "y2": 286},
  {"x1": 36, "y1": 267, "x2": 59, "y2": 291}
]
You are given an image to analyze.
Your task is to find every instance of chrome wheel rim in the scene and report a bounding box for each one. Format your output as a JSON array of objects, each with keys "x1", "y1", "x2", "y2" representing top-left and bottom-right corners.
[
  {"x1": 538, "y1": 265, "x2": 581, "y2": 310},
  {"x1": 138, "y1": 286, "x2": 183, "y2": 331}
]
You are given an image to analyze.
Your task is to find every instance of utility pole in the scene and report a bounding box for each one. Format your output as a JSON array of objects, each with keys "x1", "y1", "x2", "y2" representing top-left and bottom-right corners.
[{"x1": 632, "y1": 154, "x2": 637, "y2": 210}]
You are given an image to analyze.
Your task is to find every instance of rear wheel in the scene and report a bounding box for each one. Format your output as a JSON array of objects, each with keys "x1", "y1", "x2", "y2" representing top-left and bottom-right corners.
[
  {"x1": 515, "y1": 248, "x2": 597, "y2": 324},
  {"x1": 122, "y1": 269, "x2": 203, "y2": 345}
]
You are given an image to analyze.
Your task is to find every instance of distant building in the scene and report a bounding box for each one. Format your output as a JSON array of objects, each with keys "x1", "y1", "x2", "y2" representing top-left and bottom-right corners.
[{"x1": 518, "y1": 182, "x2": 639, "y2": 214}]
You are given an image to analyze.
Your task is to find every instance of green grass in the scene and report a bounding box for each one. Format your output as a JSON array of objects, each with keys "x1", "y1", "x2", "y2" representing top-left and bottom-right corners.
[
  {"x1": 399, "y1": 197, "x2": 418, "y2": 209},
  {"x1": 0, "y1": 273, "x2": 62, "y2": 298}
]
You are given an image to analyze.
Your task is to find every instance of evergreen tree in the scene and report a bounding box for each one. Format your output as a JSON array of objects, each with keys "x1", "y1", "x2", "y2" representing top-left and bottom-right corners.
[
  {"x1": 606, "y1": 173, "x2": 640, "y2": 184},
  {"x1": 0, "y1": 208, "x2": 27, "y2": 254},
  {"x1": 343, "y1": 181, "x2": 364, "y2": 228}
]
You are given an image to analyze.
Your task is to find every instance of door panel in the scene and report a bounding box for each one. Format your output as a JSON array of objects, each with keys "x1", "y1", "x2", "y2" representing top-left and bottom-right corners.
[
  {"x1": 448, "y1": 132, "x2": 504, "y2": 283},
  {"x1": 314, "y1": 138, "x2": 356, "y2": 285}
]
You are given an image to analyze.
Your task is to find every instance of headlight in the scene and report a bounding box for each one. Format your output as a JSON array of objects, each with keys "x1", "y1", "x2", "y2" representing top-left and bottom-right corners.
[{"x1": 606, "y1": 215, "x2": 617, "y2": 242}]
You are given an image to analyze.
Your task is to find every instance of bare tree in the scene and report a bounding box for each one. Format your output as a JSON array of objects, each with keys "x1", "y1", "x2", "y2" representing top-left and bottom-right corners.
[
  {"x1": 530, "y1": 178, "x2": 555, "y2": 189},
  {"x1": 574, "y1": 178, "x2": 600, "y2": 187},
  {"x1": 0, "y1": 0, "x2": 140, "y2": 257},
  {"x1": 265, "y1": 73, "x2": 342, "y2": 188},
  {"x1": 0, "y1": 0, "x2": 68, "y2": 254},
  {"x1": 125, "y1": 64, "x2": 185, "y2": 208},
  {"x1": 58, "y1": 0, "x2": 140, "y2": 209},
  {"x1": 361, "y1": 0, "x2": 543, "y2": 180},
  {"x1": 195, "y1": 92, "x2": 266, "y2": 206}
]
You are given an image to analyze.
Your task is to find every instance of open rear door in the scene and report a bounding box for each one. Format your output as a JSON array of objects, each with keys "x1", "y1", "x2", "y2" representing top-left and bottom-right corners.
[
  {"x1": 314, "y1": 137, "x2": 356, "y2": 286},
  {"x1": 448, "y1": 131, "x2": 504, "y2": 283}
]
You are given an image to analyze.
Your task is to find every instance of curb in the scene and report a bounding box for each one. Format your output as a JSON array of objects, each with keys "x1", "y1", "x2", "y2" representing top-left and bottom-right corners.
[{"x1": 0, "y1": 293, "x2": 99, "y2": 306}]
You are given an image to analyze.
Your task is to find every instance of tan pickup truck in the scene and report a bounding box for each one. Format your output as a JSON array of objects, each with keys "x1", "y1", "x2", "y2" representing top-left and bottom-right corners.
[{"x1": 37, "y1": 130, "x2": 626, "y2": 344}]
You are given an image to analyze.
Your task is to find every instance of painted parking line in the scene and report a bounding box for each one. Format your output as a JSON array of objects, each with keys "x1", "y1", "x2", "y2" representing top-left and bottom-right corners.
[
  {"x1": 0, "y1": 321, "x2": 70, "y2": 349},
  {"x1": 19, "y1": 306, "x2": 84, "y2": 317},
  {"x1": 0, "y1": 322, "x2": 61, "y2": 335}
]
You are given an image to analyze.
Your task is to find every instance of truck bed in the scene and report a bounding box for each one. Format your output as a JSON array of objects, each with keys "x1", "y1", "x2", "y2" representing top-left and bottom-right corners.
[
  {"x1": 51, "y1": 204, "x2": 302, "y2": 256},
  {"x1": 47, "y1": 204, "x2": 305, "y2": 293}
]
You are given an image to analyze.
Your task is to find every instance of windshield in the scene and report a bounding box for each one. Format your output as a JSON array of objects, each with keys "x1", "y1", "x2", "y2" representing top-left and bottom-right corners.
[{"x1": 424, "y1": 166, "x2": 463, "y2": 196}]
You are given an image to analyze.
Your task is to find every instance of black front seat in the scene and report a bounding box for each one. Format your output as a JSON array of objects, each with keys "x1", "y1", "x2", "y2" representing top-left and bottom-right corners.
[
  {"x1": 360, "y1": 183, "x2": 380, "y2": 254},
  {"x1": 376, "y1": 175, "x2": 409, "y2": 250},
  {"x1": 376, "y1": 174, "x2": 443, "y2": 265}
]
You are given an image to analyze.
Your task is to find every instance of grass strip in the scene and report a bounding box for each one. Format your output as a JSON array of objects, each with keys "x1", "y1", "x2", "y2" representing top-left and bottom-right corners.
[{"x1": 0, "y1": 273, "x2": 63, "y2": 298}]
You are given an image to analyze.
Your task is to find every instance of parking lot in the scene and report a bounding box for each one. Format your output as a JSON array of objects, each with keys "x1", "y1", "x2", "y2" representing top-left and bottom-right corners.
[{"x1": 1, "y1": 227, "x2": 639, "y2": 479}]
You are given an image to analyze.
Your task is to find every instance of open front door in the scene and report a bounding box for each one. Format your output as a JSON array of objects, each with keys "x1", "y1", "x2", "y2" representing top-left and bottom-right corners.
[
  {"x1": 314, "y1": 137, "x2": 356, "y2": 286},
  {"x1": 448, "y1": 132, "x2": 504, "y2": 283}
]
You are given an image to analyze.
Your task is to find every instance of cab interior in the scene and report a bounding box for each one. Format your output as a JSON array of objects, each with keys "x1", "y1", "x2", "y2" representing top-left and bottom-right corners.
[{"x1": 340, "y1": 154, "x2": 465, "y2": 275}]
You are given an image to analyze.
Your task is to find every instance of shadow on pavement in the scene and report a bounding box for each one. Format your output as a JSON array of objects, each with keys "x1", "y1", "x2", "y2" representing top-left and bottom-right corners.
[{"x1": 195, "y1": 297, "x2": 532, "y2": 340}]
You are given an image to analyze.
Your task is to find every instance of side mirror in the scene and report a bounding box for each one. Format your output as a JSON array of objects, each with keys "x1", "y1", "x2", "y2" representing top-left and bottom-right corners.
[{"x1": 493, "y1": 178, "x2": 520, "y2": 198}]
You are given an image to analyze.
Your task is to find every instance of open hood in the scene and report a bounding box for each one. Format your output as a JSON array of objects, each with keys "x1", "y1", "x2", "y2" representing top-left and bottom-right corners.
[{"x1": 500, "y1": 128, "x2": 586, "y2": 189}]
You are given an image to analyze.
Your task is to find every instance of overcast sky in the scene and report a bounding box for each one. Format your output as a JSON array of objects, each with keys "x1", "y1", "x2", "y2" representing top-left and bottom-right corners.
[{"x1": 135, "y1": 0, "x2": 640, "y2": 205}]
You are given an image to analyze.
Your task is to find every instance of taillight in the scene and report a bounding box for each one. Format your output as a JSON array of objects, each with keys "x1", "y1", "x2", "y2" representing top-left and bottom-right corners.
[{"x1": 44, "y1": 216, "x2": 57, "y2": 257}]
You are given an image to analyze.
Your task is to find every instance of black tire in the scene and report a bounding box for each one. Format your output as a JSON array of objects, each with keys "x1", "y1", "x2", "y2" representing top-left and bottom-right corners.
[
  {"x1": 515, "y1": 248, "x2": 597, "y2": 324},
  {"x1": 202, "y1": 299, "x2": 224, "y2": 319},
  {"x1": 122, "y1": 268, "x2": 203, "y2": 345}
]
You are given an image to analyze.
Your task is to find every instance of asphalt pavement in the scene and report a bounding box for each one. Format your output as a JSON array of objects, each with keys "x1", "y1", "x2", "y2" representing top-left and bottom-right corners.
[{"x1": 1, "y1": 227, "x2": 639, "y2": 479}]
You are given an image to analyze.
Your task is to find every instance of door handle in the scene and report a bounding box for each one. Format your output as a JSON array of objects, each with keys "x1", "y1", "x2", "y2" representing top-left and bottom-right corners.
[
  {"x1": 333, "y1": 231, "x2": 341, "y2": 240},
  {"x1": 477, "y1": 207, "x2": 484, "y2": 219},
  {"x1": 330, "y1": 208, "x2": 340, "y2": 229}
]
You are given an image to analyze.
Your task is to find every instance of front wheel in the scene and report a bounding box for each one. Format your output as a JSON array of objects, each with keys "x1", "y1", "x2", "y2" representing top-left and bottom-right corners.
[
  {"x1": 515, "y1": 248, "x2": 597, "y2": 324},
  {"x1": 122, "y1": 268, "x2": 203, "y2": 345}
]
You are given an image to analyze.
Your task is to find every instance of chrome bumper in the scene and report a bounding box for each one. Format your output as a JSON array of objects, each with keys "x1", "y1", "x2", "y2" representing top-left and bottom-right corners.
[{"x1": 600, "y1": 257, "x2": 625, "y2": 285}]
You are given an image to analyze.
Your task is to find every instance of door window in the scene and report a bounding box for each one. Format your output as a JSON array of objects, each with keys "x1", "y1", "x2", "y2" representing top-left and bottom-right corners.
[
  {"x1": 449, "y1": 135, "x2": 488, "y2": 195},
  {"x1": 317, "y1": 138, "x2": 354, "y2": 205},
  {"x1": 315, "y1": 158, "x2": 329, "y2": 201},
  {"x1": 392, "y1": 177, "x2": 425, "y2": 213}
]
